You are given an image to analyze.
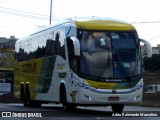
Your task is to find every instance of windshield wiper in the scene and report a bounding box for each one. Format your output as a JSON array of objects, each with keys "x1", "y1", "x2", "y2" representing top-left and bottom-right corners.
[
  {"x1": 126, "y1": 74, "x2": 142, "y2": 81},
  {"x1": 81, "y1": 73, "x2": 98, "y2": 80}
]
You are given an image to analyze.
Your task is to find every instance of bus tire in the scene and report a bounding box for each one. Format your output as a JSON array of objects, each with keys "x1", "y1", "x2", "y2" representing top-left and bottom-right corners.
[
  {"x1": 24, "y1": 84, "x2": 42, "y2": 107},
  {"x1": 20, "y1": 84, "x2": 25, "y2": 101},
  {"x1": 60, "y1": 84, "x2": 77, "y2": 110},
  {"x1": 23, "y1": 84, "x2": 31, "y2": 107},
  {"x1": 60, "y1": 85, "x2": 67, "y2": 108},
  {"x1": 111, "y1": 104, "x2": 124, "y2": 113},
  {"x1": 66, "y1": 103, "x2": 77, "y2": 110},
  {"x1": 30, "y1": 100, "x2": 42, "y2": 108}
]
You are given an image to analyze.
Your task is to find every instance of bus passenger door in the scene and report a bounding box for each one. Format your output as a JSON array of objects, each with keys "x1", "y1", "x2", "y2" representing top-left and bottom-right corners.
[
  {"x1": 67, "y1": 37, "x2": 79, "y2": 103},
  {"x1": 69, "y1": 72, "x2": 79, "y2": 103}
]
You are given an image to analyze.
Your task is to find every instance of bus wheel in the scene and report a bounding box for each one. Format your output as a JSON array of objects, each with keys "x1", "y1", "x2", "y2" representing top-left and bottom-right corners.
[
  {"x1": 20, "y1": 84, "x2": 25, "y2": 101},
  {"x1": 60, "y1": 85, "x2": 77, "y2": 110},
  {"x1": 30, "y1": 100, "x2": 42, "y2": 108},
  {"x1": 24, "y1": 98, "x2": 42, "y2": 107},
  {"x1": 23, "y1": 85, "x2": 42, "y2": 107},
  {"x1": 66, "y1": 103, "x2": 77, "y2": 110},
  {"x1": 23, "y1": 85, "x2": 31, "y2": 107},
  {"x1": 60, "y1": 86, "x2": 67, "y2": 109},
  {"x1": 23, "y1": 94, "x2": 30, "y2": 106},
  {"x1": 111, "y1": 104, "x2": 124, "y2": 113}
]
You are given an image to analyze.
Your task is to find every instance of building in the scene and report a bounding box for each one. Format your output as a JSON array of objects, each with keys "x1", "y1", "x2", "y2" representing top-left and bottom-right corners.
[
  {"x1": 152, "y1": 47, "x2": 160, "y2": 55},
  {"x1": 0, "y1": 37, "x2": 6, "y2": 48},
  {"x1": 0, "y1": 36, "x2": 18, "y2": 49},
  {"x1": 0, "y1": 36, "x2": 17, "y2": 95},
  {"x1": 152, "y1": 44, "x2": 160, "y2": 55},
  {"x1": 141, "y1": 44, "x2": 160, "y2": 56}
]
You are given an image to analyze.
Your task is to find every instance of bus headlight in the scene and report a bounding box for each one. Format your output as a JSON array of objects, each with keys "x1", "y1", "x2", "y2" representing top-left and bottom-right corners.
[
  {"x1": 84, "y1": 94, "x2": 92, "y2": 101},
  {"x1": 131, "y1": 84, "x2": 143, "y2": 92},
  {"x1": 134, "y1": 95, "x2": 140, "y2": 101}
]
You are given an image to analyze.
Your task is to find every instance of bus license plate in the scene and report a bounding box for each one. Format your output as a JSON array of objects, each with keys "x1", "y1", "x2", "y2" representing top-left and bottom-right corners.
[{"x1": 108, "y1": 97, "x2": 119, "y2": 101}]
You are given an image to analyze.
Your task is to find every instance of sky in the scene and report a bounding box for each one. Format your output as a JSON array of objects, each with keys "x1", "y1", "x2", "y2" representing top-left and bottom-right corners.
[{"x1": 0, "y1": 0, "x2": 160, "y2": 46}]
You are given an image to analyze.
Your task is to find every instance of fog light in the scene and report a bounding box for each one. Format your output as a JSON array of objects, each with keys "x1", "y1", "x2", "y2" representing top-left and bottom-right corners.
[
  {"x1": 84, "y1": 94, "x2": 91, "y2": 101},
  {"x1": 134, "y1": 95, "x2": 140, "y2": 101}
]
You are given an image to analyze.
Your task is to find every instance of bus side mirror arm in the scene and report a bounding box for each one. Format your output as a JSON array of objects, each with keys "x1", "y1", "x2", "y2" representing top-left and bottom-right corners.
[
  {"x1": 139, "y1": 38, "x2": 152, "y2": 58},
  {"x1": 70, "y1": 36, "x2": 80, "y2": 56}
]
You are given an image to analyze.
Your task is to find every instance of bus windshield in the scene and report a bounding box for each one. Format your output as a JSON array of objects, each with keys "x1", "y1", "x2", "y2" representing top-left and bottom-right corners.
[{"x1": 77, "y1": 30, "x2": 141, "y2": 80}]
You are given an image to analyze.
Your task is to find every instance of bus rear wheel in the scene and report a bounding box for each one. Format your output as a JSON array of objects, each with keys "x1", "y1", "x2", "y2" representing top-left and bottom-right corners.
[
  {"x1": 23, "y1": 98, "x2": 42, "y2": 108},
  {"x1": 111, "y1": 104, "x2": 124, "y2": 113},
  {"x1": 23, "y1": 92, "x2": 31, "y2": 107},
  {"x1": 23, "y1": 84, "x2": 30, "y2": 106},
  {"x1": 23, "y1": 84, "x2": 42, "y2": 107}
]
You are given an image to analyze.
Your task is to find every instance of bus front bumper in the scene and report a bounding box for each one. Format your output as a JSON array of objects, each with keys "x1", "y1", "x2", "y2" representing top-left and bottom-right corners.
[{"x1": 78, "y1": 83, "x2": 143, "y2": 105}]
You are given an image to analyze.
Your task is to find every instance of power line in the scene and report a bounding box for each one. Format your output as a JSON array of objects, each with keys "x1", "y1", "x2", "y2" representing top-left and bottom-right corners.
[
  {"x1": 0, "y1": 10, "x2": 48, "y2": 20},
  {"x1": 0, "y1": 7, "x2": 63, "y2": 21},
  {"x1": 0, "y1": 25, "x2": 34, "y2": 29},
  {"x1": 0, "y1": 7, "x2": 62, "y2": 20},
  {"x1": 131, "y1": 21, "x2": 160, "y2": 24},
  {"x1": 0, "y1": 10, "x2": 49, "y2": 20},
  {"x1": 149, "y1": 34, "x2": 160, "y2": 41},
  {"x1": 2, "y1": 7, "x2": 160, "y2": 24},
  {"x1": 0, "y1": 7, "x2": 49, "y2": 17},
  {"x1": 0, "y1": 8, "x2": 49, "y2": 20}
]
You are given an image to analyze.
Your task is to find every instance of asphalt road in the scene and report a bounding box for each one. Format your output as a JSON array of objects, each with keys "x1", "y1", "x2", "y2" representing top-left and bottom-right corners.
[{"x1": 0, "y1": 103, "x2": 160, "y2": 120}]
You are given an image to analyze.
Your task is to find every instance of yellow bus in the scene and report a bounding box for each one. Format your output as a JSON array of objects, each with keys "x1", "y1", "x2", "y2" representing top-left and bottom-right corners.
[{"x1": 14, "y1": 18, "x2": 152, "y2": 113}]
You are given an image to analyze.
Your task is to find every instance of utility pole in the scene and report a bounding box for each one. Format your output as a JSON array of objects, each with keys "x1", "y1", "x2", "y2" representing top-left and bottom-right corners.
[{"x1": 49, "y1": 0, "x2": 52, "y2": 25}]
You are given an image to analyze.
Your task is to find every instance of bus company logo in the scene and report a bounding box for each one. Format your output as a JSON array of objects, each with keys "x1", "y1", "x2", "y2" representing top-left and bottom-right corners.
[
  {"x1": 1, "y1": 112, "x2": 42, "y2": 118},
  {"x1": 57, "y1": 63, "x2": 65, "y2": 70},
  {"x1": 112, "y1": 89, "x2": 117, "y2": 94},
  {"x1": 21, "y1": 63, "x2": 37, "y2": 72},
  {"x1": 2, "y1": 112, "x2": 11, "y2": 117}
]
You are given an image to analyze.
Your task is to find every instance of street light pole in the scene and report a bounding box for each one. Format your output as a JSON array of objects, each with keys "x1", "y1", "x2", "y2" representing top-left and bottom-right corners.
[{"x1": 49, "y1": 0, "x2": 52, "y2": 25}]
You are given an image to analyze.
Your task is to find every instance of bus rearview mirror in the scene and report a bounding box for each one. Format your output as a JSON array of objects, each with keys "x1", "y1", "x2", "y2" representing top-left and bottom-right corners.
[
  {"x1": 139, "y1": 39, "x2": 152, "y2": 58},
  {"x1": 70, "y1": 36, "x2": 80, "y2": 56}
]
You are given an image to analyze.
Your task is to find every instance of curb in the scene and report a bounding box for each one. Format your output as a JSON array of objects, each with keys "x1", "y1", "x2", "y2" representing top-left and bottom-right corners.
[{"x1": 140, "y1": 101, "x2": 160, "y2": 107}]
